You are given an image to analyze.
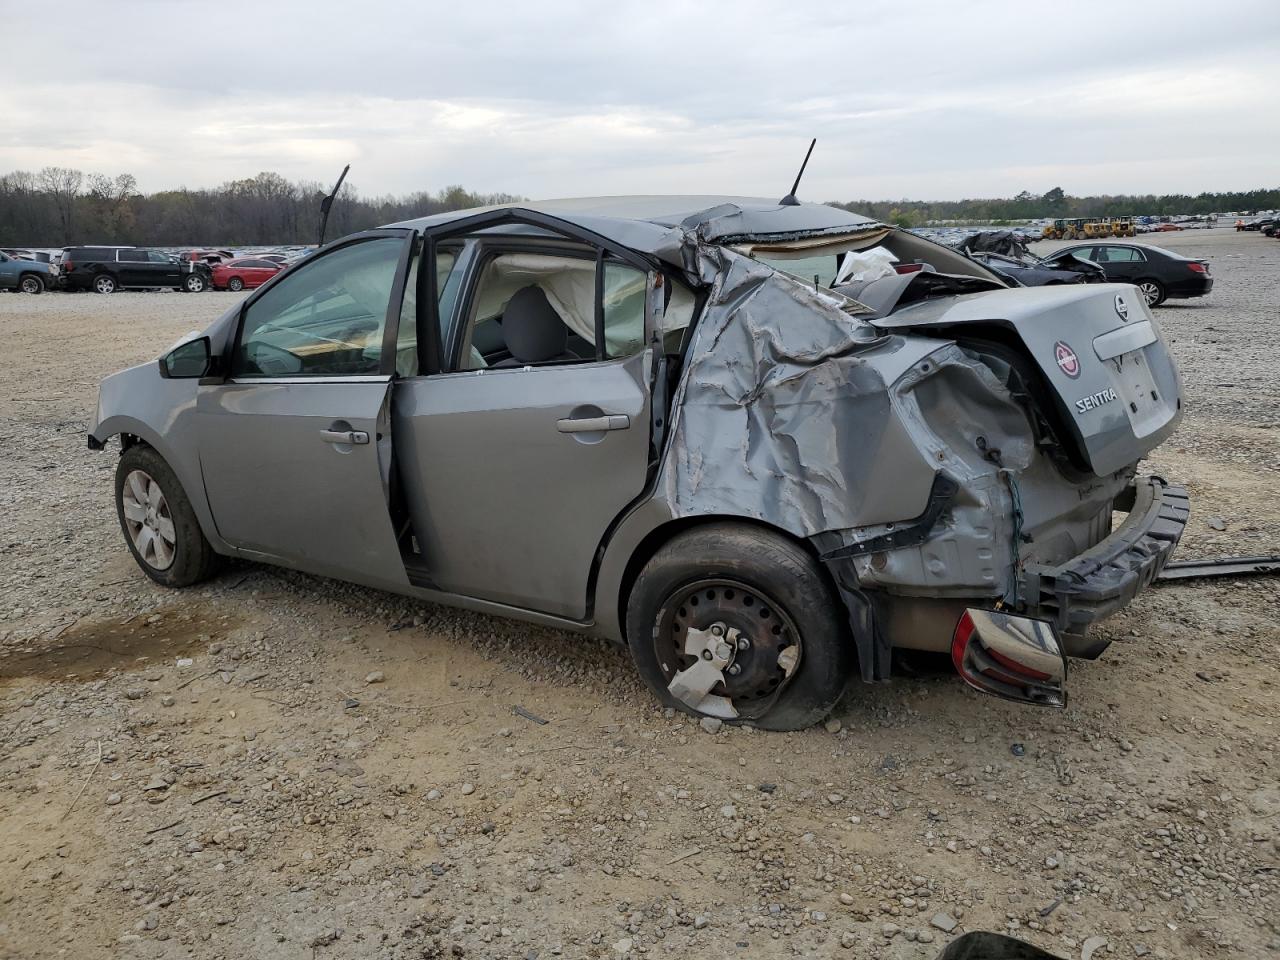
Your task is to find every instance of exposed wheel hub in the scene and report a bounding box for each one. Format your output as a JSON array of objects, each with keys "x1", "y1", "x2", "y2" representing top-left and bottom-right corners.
[{"x1": 657, "y1": 580, "x2": 801, "y2": 720}]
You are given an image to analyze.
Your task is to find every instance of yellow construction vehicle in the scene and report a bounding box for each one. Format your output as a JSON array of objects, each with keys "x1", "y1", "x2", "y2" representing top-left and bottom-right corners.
[{"x1": 1043, "y1": 218, "x2": 1090, "y2": 240}]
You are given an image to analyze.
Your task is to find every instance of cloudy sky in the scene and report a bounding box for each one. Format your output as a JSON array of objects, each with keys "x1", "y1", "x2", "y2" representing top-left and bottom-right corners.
[{"x1": 2, "y1": 0, "x2": 1278, "y2": 202}]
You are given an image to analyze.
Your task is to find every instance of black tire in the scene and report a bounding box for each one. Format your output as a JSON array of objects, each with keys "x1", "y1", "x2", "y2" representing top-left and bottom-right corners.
[
  {"x1": 19, "y1": 274, "x2": 44, "y2": 294},
  {"x1": 626, "y1": 523, "x2": 854, "y2": 731},
  {"x1": 184, "y1": 273, "x2": 209, "y2": 293},
  {"x1": 93, "y1": 273, "x2": 117, "y2": 294},
  {"x1": 1137, "y1": 278, "x2": 1166, "y2": 307},
  {"x1": 227, "y1": 276, "x2": 244, "y2": 292},
  {"x1": 115, "y1": 444, "x2": 218, "y2": 588}
]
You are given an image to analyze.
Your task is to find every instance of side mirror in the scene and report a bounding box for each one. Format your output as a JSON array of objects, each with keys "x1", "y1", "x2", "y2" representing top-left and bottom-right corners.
[
  {"x1": 159, "y1": 336, "x2": 212, "y2": 379},
  {"x1": 951, "y1": 608, "x2": 1067, "y2": 707}
]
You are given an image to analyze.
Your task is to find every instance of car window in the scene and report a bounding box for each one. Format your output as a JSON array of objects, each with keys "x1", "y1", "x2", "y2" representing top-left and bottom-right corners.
[
  {"x1": 455, "y1": 250, "x2": 649, "y2": 371},
  {"x1": 602, "y1": 260, "x2": 646, "y2": 359},
  {"x1": 232, "y1": 236, "x2": 405, "y2": 379},
  {"x1": 1099, "y1": 247, "x2": 1144, "y2": 262},
  {"x1": 118, "y1": 249, "x2": 148, "y2": 262},
  {"x1": 148, "y1": 251, "x2": 170, "y2": 263}
]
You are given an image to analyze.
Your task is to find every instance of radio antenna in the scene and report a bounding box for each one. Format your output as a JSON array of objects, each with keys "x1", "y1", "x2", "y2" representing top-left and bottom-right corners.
[
  {"x1": 317, "y1": 163, "x2": 351, "y2": 246},
  {"x1": 778, "y1": 139, "x2": 816, "y2": 207}
]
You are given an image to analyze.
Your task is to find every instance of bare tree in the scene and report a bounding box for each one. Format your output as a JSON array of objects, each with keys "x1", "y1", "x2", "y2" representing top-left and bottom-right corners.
[{"x1": 37, "y1": 166, "x2": 84, "y2": 243}]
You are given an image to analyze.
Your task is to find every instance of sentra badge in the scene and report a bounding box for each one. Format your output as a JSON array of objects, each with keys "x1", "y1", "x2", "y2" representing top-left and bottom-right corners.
[{"x1": 1075, "y1": 388, "x2": 1119, "y2": 414}]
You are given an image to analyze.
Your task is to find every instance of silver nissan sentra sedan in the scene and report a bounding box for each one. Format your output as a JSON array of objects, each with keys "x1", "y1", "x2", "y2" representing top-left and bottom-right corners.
[{"x1": 90, "y1": 196, "x2": 1189, "y2": 729}]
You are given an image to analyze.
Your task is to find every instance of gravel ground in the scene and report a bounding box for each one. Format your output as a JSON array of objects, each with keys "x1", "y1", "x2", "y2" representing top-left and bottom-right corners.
[{"x1": 1, "y1": 229, "x2": 1277, "y2": 960}]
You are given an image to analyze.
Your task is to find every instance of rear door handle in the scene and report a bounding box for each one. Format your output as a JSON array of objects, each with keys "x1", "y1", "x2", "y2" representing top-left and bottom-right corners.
[
  {"x1": 556, "y1": 414, "x2": 630, "y2": 433},
  {"x1": 320, "y1": 429, "x2": 369, "y2": 445}
]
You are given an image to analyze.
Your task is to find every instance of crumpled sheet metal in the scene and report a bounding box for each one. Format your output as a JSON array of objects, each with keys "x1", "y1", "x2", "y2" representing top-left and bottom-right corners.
[{"x1": 656, "y1": 243, "x2": 921, "y2": 538}]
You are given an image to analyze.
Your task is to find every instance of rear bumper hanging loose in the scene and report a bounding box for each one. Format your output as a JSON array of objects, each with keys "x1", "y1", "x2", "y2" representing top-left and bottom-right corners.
[{"x1": 1019, "y1": 476, "x2": 1189, "y2": 640}]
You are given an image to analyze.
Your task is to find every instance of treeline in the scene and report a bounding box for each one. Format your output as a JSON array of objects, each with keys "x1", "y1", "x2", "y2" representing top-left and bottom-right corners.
[
  {"x1": 831, "y1": 186, "x2": 1280, "y2": 228},
  {"x1": 0, "y1": 168, "x2": 521, "y2": 248},
  {"x1": 5, "y1": 169, "x2": 1278, "y2": 246}
]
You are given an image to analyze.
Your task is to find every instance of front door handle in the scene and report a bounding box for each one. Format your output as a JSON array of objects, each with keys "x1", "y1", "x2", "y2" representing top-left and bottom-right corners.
[
  {"x1": 556, "y1": 414, "x2": 630, "y2": 433},
  {"x1": 320, "y1": 429, "x2": 369, "y2": 445}
]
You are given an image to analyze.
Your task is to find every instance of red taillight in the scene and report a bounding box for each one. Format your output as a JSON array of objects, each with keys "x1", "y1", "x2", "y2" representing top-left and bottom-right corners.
[
  {"x1": 1187, "y1": 262, "x2": 1207, "y2": 274},
  {"x1": 63, "y1": 258, "x2": 74, "y2": 272},
  {"x1": 951, "y1": 610, "x2": 976, "y2": 670}
]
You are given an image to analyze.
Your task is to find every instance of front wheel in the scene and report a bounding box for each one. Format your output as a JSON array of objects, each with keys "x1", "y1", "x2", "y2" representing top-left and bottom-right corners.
[
  {"x1": 93, "y1": 274, "x2": 117, "y2": 294},
  {"x1": 226, "y1": 277, "x2": 244, "y2": 292},
  {"x1": 19, "y1": 274, "x2": 44, "y2": 294},
  {"x1": 1137, "y1": 279, "x2": 1166, "y2": 307},
  {"x1": 626, "y1": 524, "x2": 854, "y2": 731},
  {"x1": 184, "y1": 273, "x2": 208, "y2": 293},
  {"x1": 115, "y1": 444, "x2": 218, "y2": 587}
]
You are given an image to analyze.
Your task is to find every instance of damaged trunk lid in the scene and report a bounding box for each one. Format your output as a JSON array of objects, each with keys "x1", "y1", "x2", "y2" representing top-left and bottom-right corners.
[{"x1": 872, "y1": 283, "x2": 1183, "y2": 476}]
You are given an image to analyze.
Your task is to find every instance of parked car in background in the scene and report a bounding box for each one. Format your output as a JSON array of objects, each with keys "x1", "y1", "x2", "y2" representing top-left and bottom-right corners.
[
  {"x1": 0, "y1": 249, "x2": 56, "y2": 293},
  {"x1": 90, "y1": 195, "x2": 1189, "y2": 729},
  {"x1": 1154, "y1": 223, "x2": 1184, "y2": 232},
  {"x1": 242, "y1": 252, "x2": 290, "y2": 264},
  {"x1": 1053, "y1": 242, "x2": 1212, "y2": 306},
  {"x1": 59, "y1": 246, "x2": 211, "y2": 293},
  {"x1": 958, "y1": 231, "x2": 1106, "y2": 286},
  {"x1": 182, "y1": 249, "x2": 235, "y2": 265},
  {"x1": 211, "y1": 258, "x2": 286, "y2": 291}
]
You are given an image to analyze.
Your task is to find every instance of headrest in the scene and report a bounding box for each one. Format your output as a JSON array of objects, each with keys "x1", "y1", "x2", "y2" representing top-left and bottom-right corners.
[{"x1": 502, "y1": 285, "x2": 567, "y2": 363}]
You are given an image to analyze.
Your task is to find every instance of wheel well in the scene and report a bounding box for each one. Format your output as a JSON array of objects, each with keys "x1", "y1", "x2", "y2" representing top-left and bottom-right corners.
[{"x1": 613, "y1": 515, "x2": 840, "y2": 645}]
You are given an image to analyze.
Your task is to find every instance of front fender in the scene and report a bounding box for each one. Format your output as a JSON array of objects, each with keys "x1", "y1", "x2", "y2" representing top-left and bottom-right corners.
[{"x1": 89, "y1": 364, "x2": 229, "y2": 554}]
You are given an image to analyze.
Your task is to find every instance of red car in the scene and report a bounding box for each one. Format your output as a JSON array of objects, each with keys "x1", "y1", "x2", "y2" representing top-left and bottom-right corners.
[{"x1": 211, "y1": 258, "x2": 285, "y2": 292}]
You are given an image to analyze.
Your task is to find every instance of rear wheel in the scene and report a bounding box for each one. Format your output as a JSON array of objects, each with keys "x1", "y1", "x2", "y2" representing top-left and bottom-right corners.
[
  {"x1": 1137, "y1": 278, "x2": 1166, "y2": 307},
  {"x1": 115, "y1": 445, "x2": 218, "y2": 587},
  {"x1": 93, "y1": 273, "x2": 117, "y2": 294},
  {"x1": 626, "y1": 524, "x2": 853, "y2": 731},
  {"x1": 19, "y1": 274, "x2": 44, "y2": 294},
  {"x1": 227, "y1": 276, "x2": 244, "y2": 292}
]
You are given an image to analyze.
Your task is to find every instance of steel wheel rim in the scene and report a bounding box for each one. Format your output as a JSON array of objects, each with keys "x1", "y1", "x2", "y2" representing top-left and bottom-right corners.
[
  {"x1": 654, "y1": 578, "x2": 802, "y2": 720},
  {"x1": 121, "y1": 470, "x2": 176, "y2": 571},
  {"x1": 20, "y1": 277, "x2": 40, "y2": 293},
  {"x1": 1139, "y1": 282, "x2": 1160, "y2": 305}
]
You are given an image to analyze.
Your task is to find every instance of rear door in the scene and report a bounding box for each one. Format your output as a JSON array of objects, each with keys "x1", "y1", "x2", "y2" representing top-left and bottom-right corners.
[
  {"x1": 195, "y1": 230, "x2": 416, "y2": 589},
  {"x1": 1096, "y1": 245, "x2": 1144, "y2": 282},
  {"x1": 116, "y1": 249, "x2": 148, "y2": 286},
  {"x1": 393, "y1": 211, "x2": 661, "y2": 618}
]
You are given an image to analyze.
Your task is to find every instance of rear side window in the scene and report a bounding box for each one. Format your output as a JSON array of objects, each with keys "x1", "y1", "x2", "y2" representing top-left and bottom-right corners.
[
  {"x1": 232, "y1": 237, "x2": 405, "y2": 379},
  {"x1": 1102, "y1": 247, "x2": 1145, "y2": 262}
]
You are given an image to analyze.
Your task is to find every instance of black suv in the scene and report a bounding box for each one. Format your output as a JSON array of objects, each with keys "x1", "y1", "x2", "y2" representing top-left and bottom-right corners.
[{"x1": 59, "y1": 247, "x2": 211, "y2": 293}]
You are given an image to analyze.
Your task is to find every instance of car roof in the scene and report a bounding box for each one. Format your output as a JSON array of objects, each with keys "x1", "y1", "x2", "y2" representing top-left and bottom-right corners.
[{"x1": 385, "y1": 195, "x2": 881, "y2": 262}]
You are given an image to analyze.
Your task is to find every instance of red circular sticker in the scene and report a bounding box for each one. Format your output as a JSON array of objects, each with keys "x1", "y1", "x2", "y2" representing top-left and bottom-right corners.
[{"x1": 1054, "y1": 340, "x2": 1080, "y2": 378}]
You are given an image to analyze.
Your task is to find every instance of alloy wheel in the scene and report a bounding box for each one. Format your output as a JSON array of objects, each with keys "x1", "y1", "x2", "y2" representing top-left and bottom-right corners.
[
  {"x1": 1138, "y1": 281, "x2": 1161, "y2": 306},
  {"x1": 95, "y1": 275, "x2": 115, "y2": 294},
  {"x1": 121, "y1": 470, "x2": 176, "y2": 570}
]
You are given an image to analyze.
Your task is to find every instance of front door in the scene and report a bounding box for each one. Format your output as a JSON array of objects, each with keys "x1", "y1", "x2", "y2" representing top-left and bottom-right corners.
[
  {"x1": 394, "y1": 218, "x2": 660, "y2": 619},
  {"x1": 195, "y1": 231, "x2": 415, "y2": 590}
]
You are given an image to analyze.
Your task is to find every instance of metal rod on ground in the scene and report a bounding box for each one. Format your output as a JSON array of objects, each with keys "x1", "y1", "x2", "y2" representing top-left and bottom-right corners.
[{"x1": 1157, "y1": 555, "x2": 1280, "y2": 581}]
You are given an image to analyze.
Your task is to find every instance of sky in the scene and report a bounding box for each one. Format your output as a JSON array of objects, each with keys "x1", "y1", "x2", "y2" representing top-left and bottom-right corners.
[{"x1": 2, "y1": 0, "x2": 1278, "y2": 202}]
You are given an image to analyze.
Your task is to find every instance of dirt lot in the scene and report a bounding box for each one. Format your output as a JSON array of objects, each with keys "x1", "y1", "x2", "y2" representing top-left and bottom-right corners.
[{"x1": 1, "y1": 228, "x2": 1277, "y2": 960}]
